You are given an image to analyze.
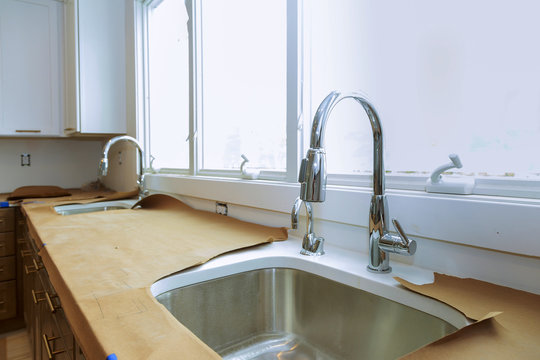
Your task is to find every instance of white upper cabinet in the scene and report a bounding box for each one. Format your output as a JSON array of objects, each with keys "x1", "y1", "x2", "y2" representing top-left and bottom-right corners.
[
  {"x1": 64, "y1": 0, "x2": 127, "y2": 135},
  {"x1": 0, "y1": 0, "x2": 63, "y2": 136}
]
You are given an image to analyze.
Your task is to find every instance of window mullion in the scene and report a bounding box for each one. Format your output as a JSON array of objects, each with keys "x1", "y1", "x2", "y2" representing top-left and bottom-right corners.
[
  {"x1": 190, "y1": 0, "x2": 203, "y2": 176},
  {"x1": 286, "y1": 0, "x2": 301, "y2": 183}
]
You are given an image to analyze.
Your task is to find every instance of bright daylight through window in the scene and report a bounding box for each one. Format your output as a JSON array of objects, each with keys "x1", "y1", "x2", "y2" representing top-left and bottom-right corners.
[
  {"x1": 146, "y1": 0, "x2": 190, "y2": 170},
  {"x1": 142, "y1": 0, "x2": 540, "y2": 197},
  {"x1": 200, "y1": 0, "x2": 287, "y2": 172},
  {"x1": 309, "y1": 1, "x2": 540, "y2": 179}
]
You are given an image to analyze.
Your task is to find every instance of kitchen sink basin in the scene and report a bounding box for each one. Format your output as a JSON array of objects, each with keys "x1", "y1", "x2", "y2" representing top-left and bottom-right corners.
[
  {"x1": 155, "y1": 267, "x2": 457, "y2": 360},
  {"x1": 54, "y1": 200, "x2": 137, "y2": 215}
]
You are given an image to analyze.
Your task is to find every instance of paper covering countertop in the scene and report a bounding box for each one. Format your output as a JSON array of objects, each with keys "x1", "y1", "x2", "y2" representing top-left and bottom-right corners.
[
  {"x1": 396, "y1": 273, "x2": 540, "y2": 359},
  {"x1": 22, "y1": 193, "x2": 288, "y2": 359}
]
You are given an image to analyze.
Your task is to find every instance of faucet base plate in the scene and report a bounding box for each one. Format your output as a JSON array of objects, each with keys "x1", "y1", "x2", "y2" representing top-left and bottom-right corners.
[
  {"x1": 300, "y1": 249, "x2": 325, "y2": 256},
  {"x1": 366, "y1": 265, "x2": 392, "y2": 274}
]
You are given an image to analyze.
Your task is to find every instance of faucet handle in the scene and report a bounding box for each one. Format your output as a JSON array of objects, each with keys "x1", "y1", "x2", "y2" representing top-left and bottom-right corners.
[
  {"x1": 380, "y1": 218, "x2": 417, "y2": 256},
  {"x1": 391, "y1": 219, "x2": 408, "y2": 246}
]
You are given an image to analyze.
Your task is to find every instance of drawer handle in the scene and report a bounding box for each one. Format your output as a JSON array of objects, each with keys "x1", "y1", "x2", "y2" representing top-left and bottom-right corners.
[
  {"x1": 42, "y1": 334, "x2": 65, "y2": 359},
  {"x1": 20, "y1": 250, "x2": 32, "y2": 257},
  {"x1": 32, "y1": 290, "x2": 59, "y2": 313},
  {"x1": 45, "y1": 292, "x2": 59, "y2": 313},
  {"x1": 32, "y1": 289, "x2": 45, "y2": 304},
  {"x1": 33, "y1": 258, "x2": 43, "y2": 270},
  {"x1": 25, "y1": 264, "x2": 37, "y2": 274}
]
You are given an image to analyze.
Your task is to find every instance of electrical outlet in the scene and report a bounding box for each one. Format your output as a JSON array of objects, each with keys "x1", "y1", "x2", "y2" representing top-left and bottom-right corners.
[
  {"x1": 20, "y1": 153, "x2": 31, "y2": 166},
  {"x1": 216, "y1": 202, "x2": 228, "y2": 216}
]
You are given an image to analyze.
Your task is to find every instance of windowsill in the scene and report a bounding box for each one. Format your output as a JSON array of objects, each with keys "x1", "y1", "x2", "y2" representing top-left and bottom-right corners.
[{"x1": 145, "y1": 172, "x2": 540, "y2": 259}]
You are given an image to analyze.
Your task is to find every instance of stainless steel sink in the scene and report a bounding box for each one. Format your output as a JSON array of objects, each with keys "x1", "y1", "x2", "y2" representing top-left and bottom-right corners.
[
  {"x1": 155, "y1": 268, "x2": 456, "y2": 360},
  {"x1": 54, "y1": 200, "x2": 137, "y2": 215}
]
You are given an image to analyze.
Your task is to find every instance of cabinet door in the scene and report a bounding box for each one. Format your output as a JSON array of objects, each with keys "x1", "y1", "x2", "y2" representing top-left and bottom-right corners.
[
  {"x1": 66, "y1": 0, "x2": 127, "y2": 135},
  {"x1": 0, "y1": 0, "x2": 62, "y2": 136}
]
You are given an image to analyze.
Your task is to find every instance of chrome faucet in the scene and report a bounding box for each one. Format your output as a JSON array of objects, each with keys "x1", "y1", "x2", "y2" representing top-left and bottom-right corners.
[
  {"x1": 291, "y1": 197, "x2": 324, "y2": 255},
  {"x1": 297, "y1": 91, "x2": 416, "y2": 272},
  {"x1": 99, "y1": 135, "x2": 147, "y2": 199}
]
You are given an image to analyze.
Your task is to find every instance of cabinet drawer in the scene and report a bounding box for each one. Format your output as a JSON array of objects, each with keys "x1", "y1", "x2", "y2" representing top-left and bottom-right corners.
[
  {"x1": 0, "y1": 280, "x2": 16, "y2": 320},
  {"x1": 0, "y1": 232, "x2": 15, "y2": 256},
  {"x1": 0, "y1": 256, "x2": 16, "y2": 281},
  {"x1": 0, "y1": 209, "x2": 14, "y2": 232}
]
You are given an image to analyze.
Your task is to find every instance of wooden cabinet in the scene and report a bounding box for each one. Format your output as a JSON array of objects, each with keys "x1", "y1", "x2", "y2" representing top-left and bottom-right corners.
[
  {"x1": 0, "y1": 0, "x2": 63, "y2": 136},
  {"x1": 20, "y1": 214, "x2": 86, "y2": 360},
  {"x1": 64, "y1": 0, "x2": 128, "y2": 135},
  {"x1": 0, "y1": 208, "x2": 20, "y2": 326}
]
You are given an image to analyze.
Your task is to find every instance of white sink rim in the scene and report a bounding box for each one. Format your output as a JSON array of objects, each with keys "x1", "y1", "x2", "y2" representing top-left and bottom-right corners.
[{"x1": 54, "y1": 199, "x2": 138, "y2": 215}]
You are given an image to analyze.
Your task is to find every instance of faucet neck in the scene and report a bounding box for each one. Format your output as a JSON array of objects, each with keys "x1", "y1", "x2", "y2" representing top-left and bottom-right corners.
[
  {"x1": 310, "y1": 91, "x2": 385, "y2": 196},
  {"x1": 101, "y1": 135, "x2": 146, "y2": 196}
]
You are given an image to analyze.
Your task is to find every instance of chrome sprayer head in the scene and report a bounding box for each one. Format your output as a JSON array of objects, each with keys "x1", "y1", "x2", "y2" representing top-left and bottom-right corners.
[{"x1": 299, "y1": 148, "x2": 327, "y2": 202}]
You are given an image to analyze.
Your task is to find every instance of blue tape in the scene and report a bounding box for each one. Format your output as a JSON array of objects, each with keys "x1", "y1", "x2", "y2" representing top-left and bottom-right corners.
[
  {"x1": 106, "y1": 354, "x2": 118, "y2": 360},
  {"x1": 0, "y1": 201, "x2": 8, "y2": 208}
]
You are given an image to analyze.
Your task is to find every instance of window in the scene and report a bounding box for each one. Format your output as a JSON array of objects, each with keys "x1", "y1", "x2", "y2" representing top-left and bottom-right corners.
[
  {"x1": 145, "y1": 0, "x2": 190, "y2": 170},
  {"x1": 139, "y1": 0, "x2": 540, "y2": 198},
  {"x1": 306, "y1": 0, "x2": 540, "y2": 180},
  {"x1": 199, "y1": 0, "x2": 287, "y2": 173}
]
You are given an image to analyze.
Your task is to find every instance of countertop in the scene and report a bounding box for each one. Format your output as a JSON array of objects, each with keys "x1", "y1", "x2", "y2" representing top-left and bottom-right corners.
[{"x1": 21, "y1": 193, "x2": 288, "y2": 359}]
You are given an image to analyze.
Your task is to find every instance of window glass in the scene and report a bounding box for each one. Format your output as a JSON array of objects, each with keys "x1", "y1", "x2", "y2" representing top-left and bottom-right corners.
[
  {"x1": 200, "y1": 0, "x2": 287, "y2": 171},
  {"x1": 308, "y1": 0, "x2": 540, "y2": 178},
  {"x1": 147, "y1": 0, "x2": 190, "y2": 169}
]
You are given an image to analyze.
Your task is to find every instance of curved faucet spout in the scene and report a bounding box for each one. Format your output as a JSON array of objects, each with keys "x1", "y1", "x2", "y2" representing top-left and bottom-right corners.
[
  {"x1": 300, "y1": 92, "x2": 384, "y2": 203},
  {"x1": 99, "y1": 135, "x2": 146, "y2": 199}
]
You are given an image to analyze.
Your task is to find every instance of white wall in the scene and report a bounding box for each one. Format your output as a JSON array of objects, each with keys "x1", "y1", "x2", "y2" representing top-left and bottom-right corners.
[{"x1": 0, "y1": 138, "x2": 103, "y2": 193}]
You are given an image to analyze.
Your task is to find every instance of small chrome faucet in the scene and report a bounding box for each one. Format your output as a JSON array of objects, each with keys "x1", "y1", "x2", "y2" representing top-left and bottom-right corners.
[
  {"x1": 99, "y1": 135, "x2": 147, "y2": 199},
  {"x1": 291, "y1": 197, "x2": 324, "y2": 255},
  {"x1": 297, "y1": 91, "x2": 416, "y2": 272}
]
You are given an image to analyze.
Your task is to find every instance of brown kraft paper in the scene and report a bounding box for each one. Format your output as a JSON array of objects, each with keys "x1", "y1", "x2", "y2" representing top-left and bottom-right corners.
[{"x1": 395, "y1": 273, "x2": 540, "y2": 359}]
